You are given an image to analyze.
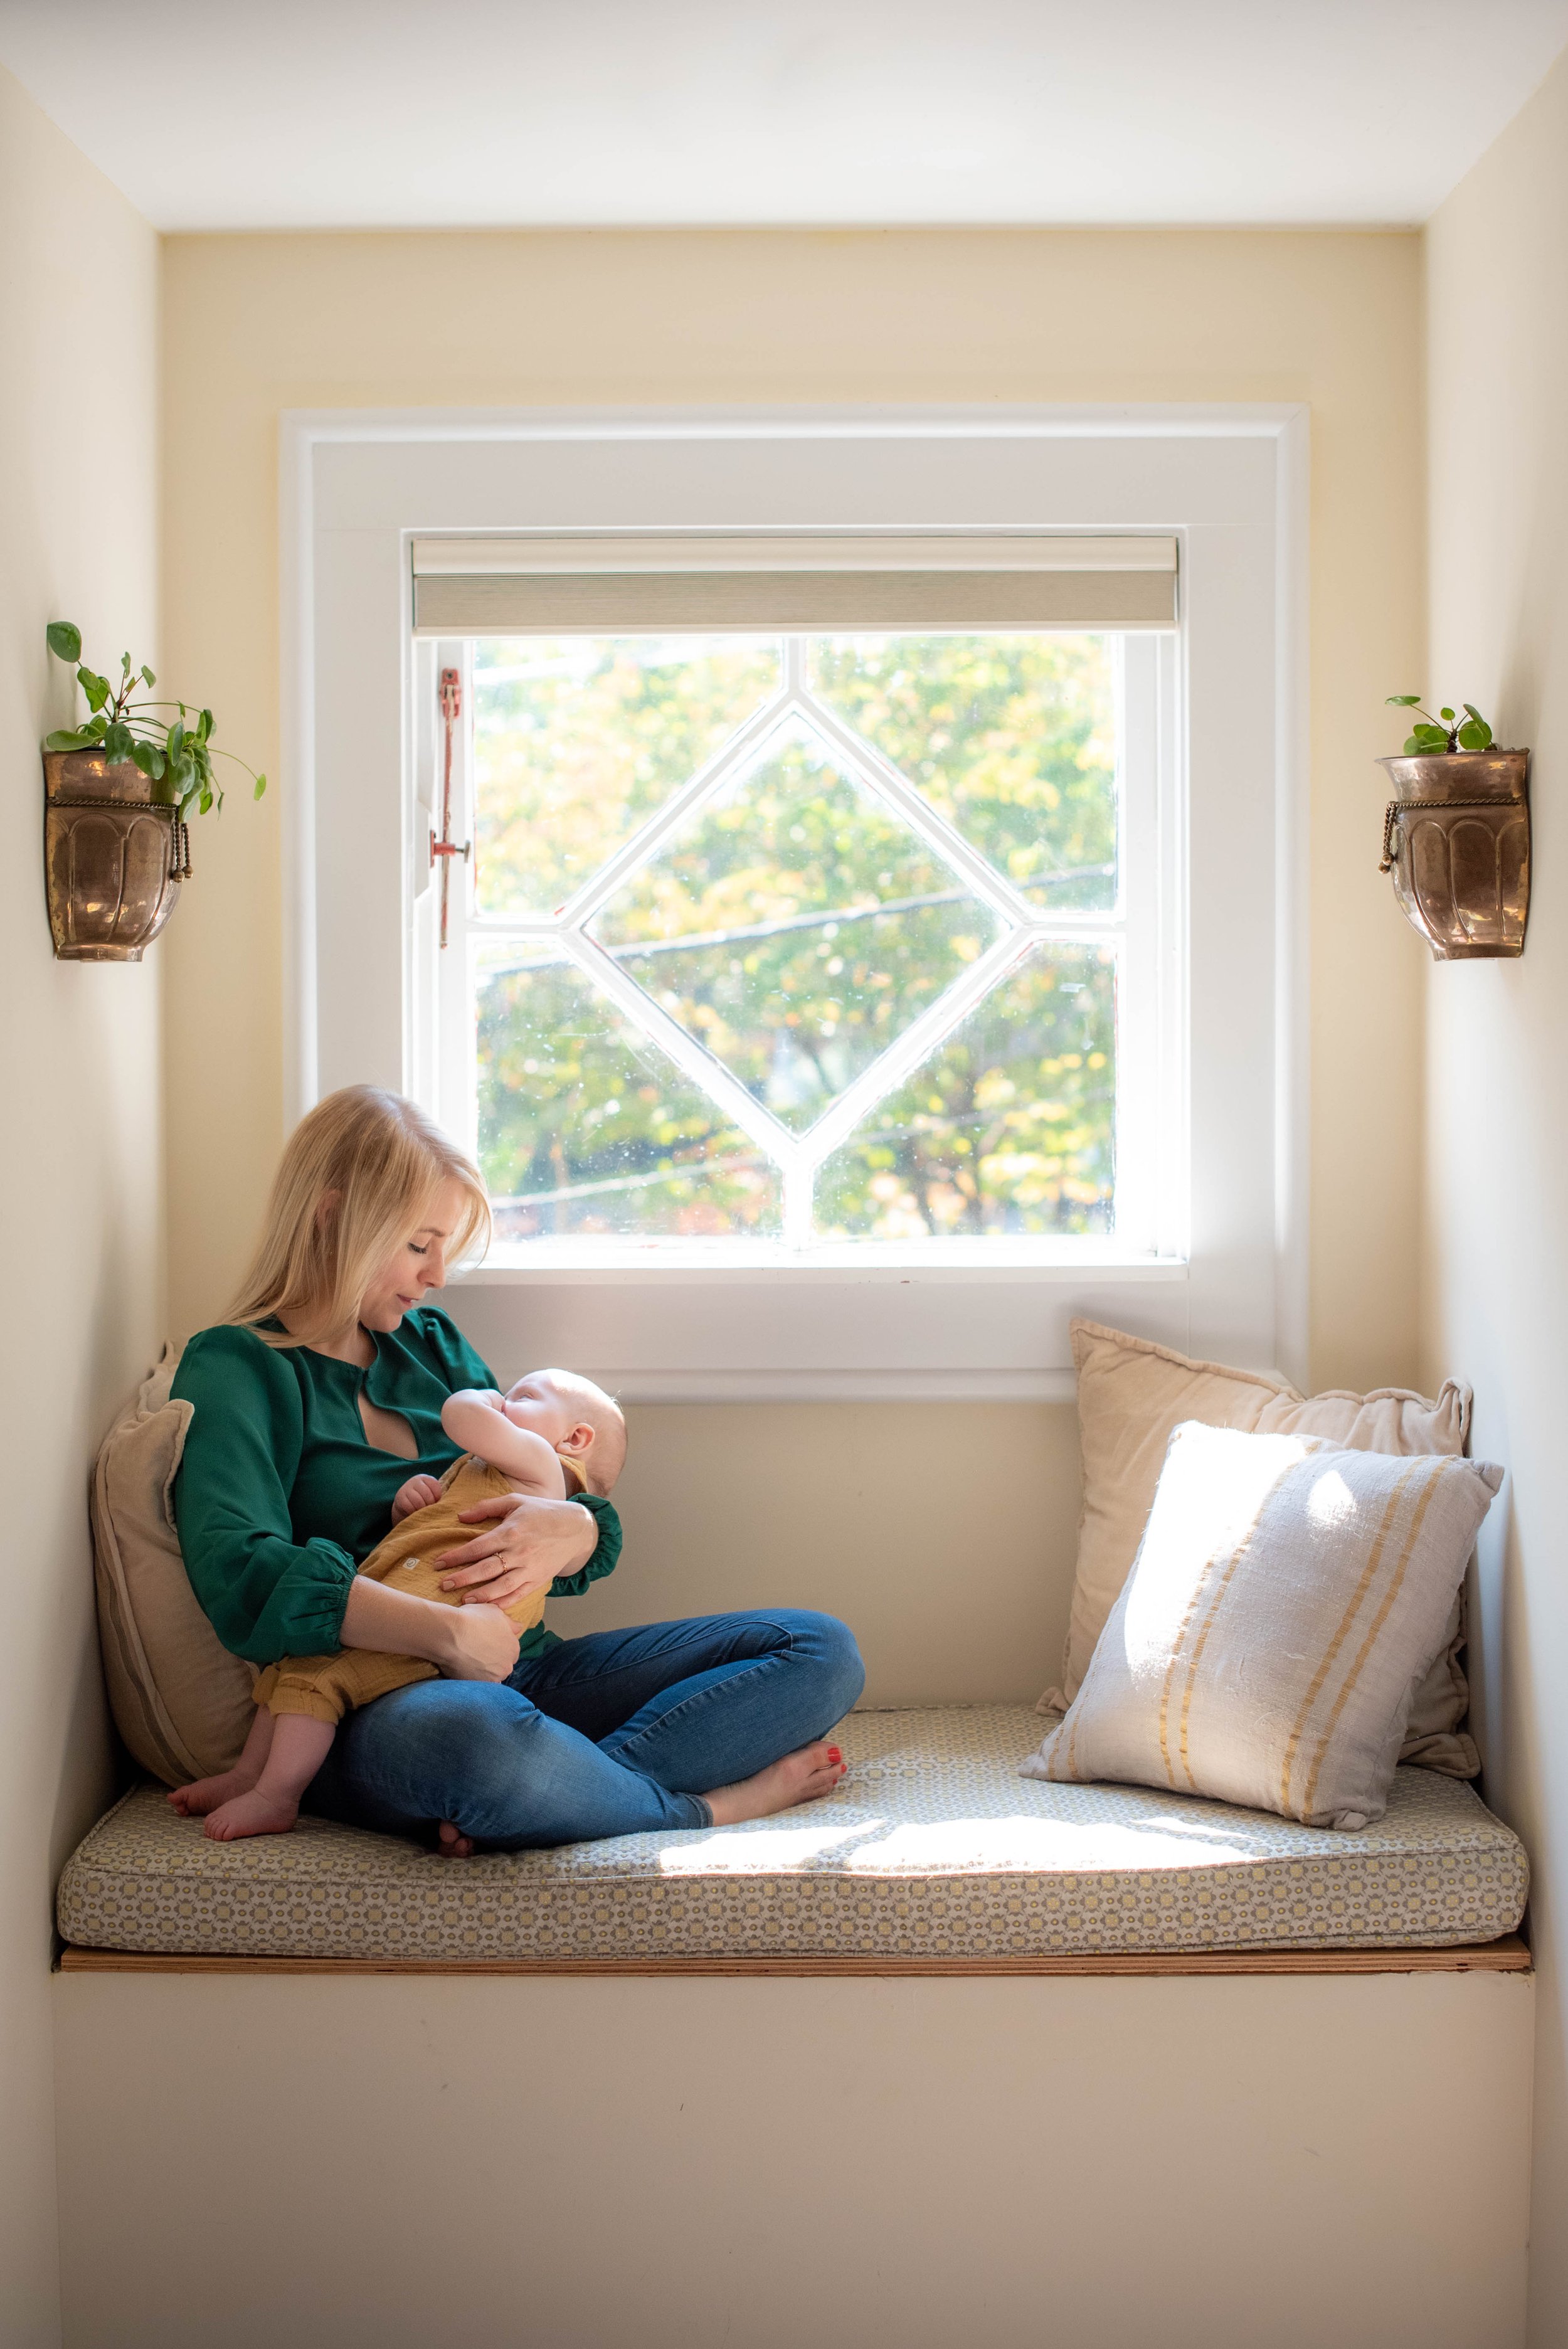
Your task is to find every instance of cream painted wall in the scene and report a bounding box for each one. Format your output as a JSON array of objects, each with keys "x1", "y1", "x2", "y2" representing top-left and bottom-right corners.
[
  {"x1": 53, "y1": 1970, "x2": 1534, "y2": 2349},
  {"x1": 1422, "y1": 48, "x2": 1568, "y2": 2349},
  {"x1": 161, "y1": 225, "x2": 1426, "y2": 1401},
  {"x1": 154, "y1": 226, "x2": 1427, "y2": 1695},
  {"x1": 0, "y1": 64, "x2": 162, "y2": 2349}
]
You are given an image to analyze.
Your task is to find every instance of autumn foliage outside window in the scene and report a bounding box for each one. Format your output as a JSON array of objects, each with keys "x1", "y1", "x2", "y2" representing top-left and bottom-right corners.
[{"x1": 467, "y1": 632, "x2": 1121, "y2": 1247}]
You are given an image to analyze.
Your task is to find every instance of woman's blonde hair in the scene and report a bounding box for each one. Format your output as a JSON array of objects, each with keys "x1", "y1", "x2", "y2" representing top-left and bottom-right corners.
[{"x1": 228, "y1": 1086, "x2": 490, "y2": 1348}]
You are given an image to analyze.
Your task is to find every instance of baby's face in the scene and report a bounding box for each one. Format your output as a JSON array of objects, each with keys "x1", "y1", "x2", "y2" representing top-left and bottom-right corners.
[{"x1": 499, "y1": 1373, "x2": 578, "y2": 1448}]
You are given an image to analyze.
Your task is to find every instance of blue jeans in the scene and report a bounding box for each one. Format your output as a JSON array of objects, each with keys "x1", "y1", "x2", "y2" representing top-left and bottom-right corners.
[{"x1": 304, "y1": 1609, "x2": 865, "y2": 1851}]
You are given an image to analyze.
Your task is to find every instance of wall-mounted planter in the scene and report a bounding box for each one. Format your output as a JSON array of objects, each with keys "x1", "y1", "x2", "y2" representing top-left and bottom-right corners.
[
  {"x1": 1377, "y1": 750, "x2": 1530, "y2": 960},
  {"x1": 44, "y1": 749, "x2": 188, "y2": 962}
]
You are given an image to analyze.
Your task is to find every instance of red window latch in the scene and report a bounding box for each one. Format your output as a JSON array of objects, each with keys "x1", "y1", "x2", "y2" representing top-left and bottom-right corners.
[{"x1": 432, "y1": 666, "x2": 471, "y2": 949}]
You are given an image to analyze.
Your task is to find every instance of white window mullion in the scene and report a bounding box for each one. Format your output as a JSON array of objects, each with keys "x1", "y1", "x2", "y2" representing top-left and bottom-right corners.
[
  {"x1": 553, "y1": 672, "x2": 793, "y2": 930},
  {"x1": 797, "y1": 926, "x2": 1039, "y2": 1170},
  {"x1": 561, "y1": 930, "x2": 803, "y2": 1167},
  {"x1": 1110, "y1": 634, "x2": 1154, "y2": 1253},
  {"x1": 796, "y1": 691, "x2": 1042, "y2": 931}
]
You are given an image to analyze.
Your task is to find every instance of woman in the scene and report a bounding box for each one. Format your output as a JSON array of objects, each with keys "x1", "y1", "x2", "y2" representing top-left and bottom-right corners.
[{"x1": 172, "y1": 1086, "x2": 864, "y2": 1854}]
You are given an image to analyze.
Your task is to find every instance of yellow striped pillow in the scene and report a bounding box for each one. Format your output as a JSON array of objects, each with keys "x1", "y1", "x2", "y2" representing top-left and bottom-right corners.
[{"x1": 1021, "y1": 1423, "x2": 1502, "y2": 1830}]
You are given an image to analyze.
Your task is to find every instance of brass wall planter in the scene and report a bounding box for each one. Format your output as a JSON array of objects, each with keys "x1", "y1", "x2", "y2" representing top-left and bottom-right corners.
[
  {"x1": 44, "y1": 750, "x2": 188, "y2": 962},
  {"x1": 1378, "y1": 750, "x2": 1530, "y2": 960}
]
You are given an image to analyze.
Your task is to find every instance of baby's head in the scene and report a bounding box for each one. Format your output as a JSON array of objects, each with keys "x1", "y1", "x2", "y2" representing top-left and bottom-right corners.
[{"x1": 501, "y1": 1368, "x2": 627, "y2": 1496}]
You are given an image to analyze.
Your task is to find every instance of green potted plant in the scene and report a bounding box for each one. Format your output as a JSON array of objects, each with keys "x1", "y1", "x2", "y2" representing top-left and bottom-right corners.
[
  {"x1": 1378, "y1": 695, "x2": 1529, "y2": 960},
  {"x1": 41, "y1": 621, "x2": 267, "y2": 963}
]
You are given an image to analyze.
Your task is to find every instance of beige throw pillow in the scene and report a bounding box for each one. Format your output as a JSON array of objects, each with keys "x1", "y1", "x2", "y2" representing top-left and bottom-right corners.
[
  {"x1": 1023, "y1": 1423, "x2": 1502, "y2": 1830},
  {"x1": 92, "y1": 1352, "x2": 255, "y2": 1786},
  {"x1": 1047, "y1": 1320, "x2": 1478, "y2": 1775}
]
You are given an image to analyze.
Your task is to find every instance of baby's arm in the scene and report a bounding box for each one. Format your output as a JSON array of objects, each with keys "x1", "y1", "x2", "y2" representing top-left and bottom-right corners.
[{"x1": 441, "y1": 1389, "x2": 566, "y2": 1498}]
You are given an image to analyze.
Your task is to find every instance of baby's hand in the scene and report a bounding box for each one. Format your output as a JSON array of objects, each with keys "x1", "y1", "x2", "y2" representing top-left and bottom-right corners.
[{"x1": 392, "y1": 1473, "x2": 443, "y2": 1524}]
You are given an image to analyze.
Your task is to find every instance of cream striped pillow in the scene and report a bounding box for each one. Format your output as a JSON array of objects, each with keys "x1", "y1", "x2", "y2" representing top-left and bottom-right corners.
[{"x1": 1022, "y1": 1422, "x2": 1502, "y2": 1830}]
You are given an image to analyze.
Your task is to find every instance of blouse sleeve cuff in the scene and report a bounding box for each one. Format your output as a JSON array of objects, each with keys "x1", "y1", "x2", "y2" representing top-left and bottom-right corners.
[
  {"x1": 550, "y1": 1493, "x2": 622, "y2": 1596},
  {"x1": 248, "y1": 1539, "x2": 359, "y2": 1665}
]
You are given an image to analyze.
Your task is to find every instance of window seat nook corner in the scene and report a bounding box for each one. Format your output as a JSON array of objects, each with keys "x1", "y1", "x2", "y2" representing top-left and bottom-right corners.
[{"x1": 57, "y1": 1704, "x2": 1527, "y2": 1970}]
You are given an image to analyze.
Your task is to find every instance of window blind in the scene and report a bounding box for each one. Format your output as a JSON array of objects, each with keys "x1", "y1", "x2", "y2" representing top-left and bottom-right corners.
[{"x1": 410, "y1": 534, "x2": 1179, "y2": 634}]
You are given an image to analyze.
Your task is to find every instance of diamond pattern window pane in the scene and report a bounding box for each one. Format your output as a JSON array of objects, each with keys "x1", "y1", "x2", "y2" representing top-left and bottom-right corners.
[
  {"x1": 590, "y1": 727, "x2": 1003, "y2": 1135},
  {"x1": 477, "y1": 950, "x2": 781, "y2": 1238},
  {"x1": 462, "y1": 629, "x2": 1126, "y2": 1246},
  {"x1": 813, "y1": 945, "x2": 1116, "y2": 1239},
  {"x1": 472, "y1": 636, "x2": 780, "y2": 916},
  {"x1": 807, "y1": 634, "x2": 1118, "y2": 911}
]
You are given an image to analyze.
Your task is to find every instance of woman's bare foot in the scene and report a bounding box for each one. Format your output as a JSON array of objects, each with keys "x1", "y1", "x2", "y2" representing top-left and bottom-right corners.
[
  {"x1": 704, "y1": 1741, "x2": 847, "y2": 1828},
  {"x1": 169, "y1": 1763, "x2": 260, "y2": 1818},
  {"x1": 203, "y1": 1786, "x2": 302, "y2": 1841},
  {"x1": 435, "y1": 1821, "x2": 475, "y2": 1859}
]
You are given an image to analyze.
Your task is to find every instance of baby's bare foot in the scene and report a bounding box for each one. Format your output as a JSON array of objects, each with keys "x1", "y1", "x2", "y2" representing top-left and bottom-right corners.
[
  {"x1": 203, "y1": 1786, "x2": 301, "y2": 1841},
  {"x1": 704, "y1": 1741, "x2": 847, "y2": 1828},
  {"x1": 170, "y1": 1764, "x2": 260, "y2": 1818},
  {"x1": 435, "y1": 1820, "x2": 475, "y2": 1859}
]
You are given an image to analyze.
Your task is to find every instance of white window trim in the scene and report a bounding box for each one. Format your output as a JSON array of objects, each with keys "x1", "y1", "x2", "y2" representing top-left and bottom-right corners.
[{"x1": 282, "y1": 404, "x2": 1309, "y2": 1401}]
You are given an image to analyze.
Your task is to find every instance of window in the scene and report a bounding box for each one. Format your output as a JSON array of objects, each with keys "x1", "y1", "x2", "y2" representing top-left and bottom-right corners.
[
  {"x1": 292, "y1": 409, "x2": 1305, "y2": 1392},
  {"x1": 443, "y1": 627, "x2": 1143, "y2": 1255}
]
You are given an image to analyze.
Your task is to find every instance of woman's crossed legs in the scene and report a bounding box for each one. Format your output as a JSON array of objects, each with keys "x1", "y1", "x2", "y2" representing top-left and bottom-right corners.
[{"x1": 303, "y1": 1608, "x2": 866, "y2": 1853}]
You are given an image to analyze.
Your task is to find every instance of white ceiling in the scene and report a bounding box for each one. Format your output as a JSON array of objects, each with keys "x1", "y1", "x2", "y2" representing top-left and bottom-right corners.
[{"x1": 2, "y1": 0, "x2": 1565, "y2": 233}]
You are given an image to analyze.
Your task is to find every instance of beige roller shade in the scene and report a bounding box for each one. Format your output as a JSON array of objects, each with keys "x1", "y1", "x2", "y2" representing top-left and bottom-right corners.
[{"x1": 411, "y1": 534, "x2": 1179, "y2": 634}]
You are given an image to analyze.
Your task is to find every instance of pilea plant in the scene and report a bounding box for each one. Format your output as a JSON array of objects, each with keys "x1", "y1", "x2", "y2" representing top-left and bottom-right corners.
[
  {"x1": 1385, "y1": 694, "x2": 1494, "y2": 756},
  {"x1": 45, "y1": 620, "x2": 266, "y2": 819}
]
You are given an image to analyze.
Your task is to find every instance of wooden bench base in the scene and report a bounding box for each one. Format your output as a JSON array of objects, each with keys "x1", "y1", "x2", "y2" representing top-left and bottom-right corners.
[{"x1": 58, "y1": 1933, "x2": 1531, "y2": 1978}]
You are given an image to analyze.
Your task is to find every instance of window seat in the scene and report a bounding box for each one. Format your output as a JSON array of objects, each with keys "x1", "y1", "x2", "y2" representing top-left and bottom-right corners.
[{"x1": 56, "y1": 1704, "x2": 1528, "y2": 1970}]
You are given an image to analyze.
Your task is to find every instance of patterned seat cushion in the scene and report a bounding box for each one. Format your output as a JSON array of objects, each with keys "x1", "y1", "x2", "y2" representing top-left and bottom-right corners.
[{"x1": 56, "y1": 1705, "x2": 1527, "y2": 1963}]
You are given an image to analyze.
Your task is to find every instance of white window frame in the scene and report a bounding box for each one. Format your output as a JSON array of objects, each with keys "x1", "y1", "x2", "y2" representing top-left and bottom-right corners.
[
  {"x1": 283, "y1": 405, "x2": 1308, "y2": 1401},
  {"x1": 425, "y1": 625, "x2": 1165, "y2": 1257}
]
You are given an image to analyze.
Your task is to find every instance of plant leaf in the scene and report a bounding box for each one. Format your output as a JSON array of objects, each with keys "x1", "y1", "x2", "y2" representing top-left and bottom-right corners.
[
  {"x1": 79, "y1": 667, "x2": 110, "y2": 713},
  {"x1": 45, "y1": 728, "x2": 92, "y2": 751},
  {"x1": 1438, "y1": 707, "x2": 1455, "y2": 722},
  {"x1": 1386, "y1": 694, "x2": 1422, "y2": 706},
  {"x1": 1457, "y1": 719, "x2": 1493, "y2": 751},
  {"x1": 197, "y1": 708, "x2": 213, "y2": 743},
  {"x1": 140, "y1": 665, "x2": 156, "y2": 688},
  {"x1": 102, "y1": 721, "x2": 134, "y2": 765},
  {"x1": 253, "y1": 773, "x2": 267, "y2": 800},
  {"x1": 46, "y1": 621, "x2": 82, "y2": 663},
  {"x1": 198, "y1": 788, "x2": 214, "y2": 815}
]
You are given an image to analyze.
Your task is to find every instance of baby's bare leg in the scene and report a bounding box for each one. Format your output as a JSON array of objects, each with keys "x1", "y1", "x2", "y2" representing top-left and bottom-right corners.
[
  {"x1": 204, "y1": 1714, "x2": 337, "y2": 1842},
  {"x1": 169, "y1": 1705, "x2": 275, "y2": 1817}
]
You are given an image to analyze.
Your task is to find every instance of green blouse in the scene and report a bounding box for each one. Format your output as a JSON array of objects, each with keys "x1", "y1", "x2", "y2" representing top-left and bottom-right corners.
[{"x1": 170, "y1": 1308, "x2": 622, "y2": 1668}]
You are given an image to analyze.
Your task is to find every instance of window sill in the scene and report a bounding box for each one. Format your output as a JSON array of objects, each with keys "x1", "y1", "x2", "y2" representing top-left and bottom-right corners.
[
  {"x1": 441, "y1": 1249, "x2": 1191, "y2": 1403},
  {"x1": 453, "y1": 1244, "x2": 1189, "y2": 1286}
]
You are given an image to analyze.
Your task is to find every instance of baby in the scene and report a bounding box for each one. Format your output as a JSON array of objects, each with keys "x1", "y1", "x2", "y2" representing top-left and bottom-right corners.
[{"x1": 171, "y1": 1367, "x2": 626, "y2": 1842}]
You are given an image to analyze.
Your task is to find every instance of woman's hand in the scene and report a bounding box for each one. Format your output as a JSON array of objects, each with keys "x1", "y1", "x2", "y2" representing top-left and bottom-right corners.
[
  {"x1": 435, "y1": 1493, "x2": 596, "y2": 1609},
  {"x1": 433, "y1": 1601, "x2": 522, "y2": 1684},
  {"x1": 339, "y1": 1574, "x2": 519, "y2": 1681}
]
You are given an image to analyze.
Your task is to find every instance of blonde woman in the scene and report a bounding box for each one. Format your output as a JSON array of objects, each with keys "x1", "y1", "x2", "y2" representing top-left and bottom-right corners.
[{"x1": 171, "y1": 1087, "x2": 862, "y2": 1854}]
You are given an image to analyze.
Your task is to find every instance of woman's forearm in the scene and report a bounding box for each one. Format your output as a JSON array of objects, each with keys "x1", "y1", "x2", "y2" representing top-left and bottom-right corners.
[{"x1": 339, "y1": 1574, "x2": 460, "y2": 1667}]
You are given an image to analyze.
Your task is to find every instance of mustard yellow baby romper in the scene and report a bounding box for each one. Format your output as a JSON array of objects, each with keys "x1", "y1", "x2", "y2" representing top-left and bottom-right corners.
[{"x1": 253, "y1": 1454, "x2": 570, "y2": 1725}]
